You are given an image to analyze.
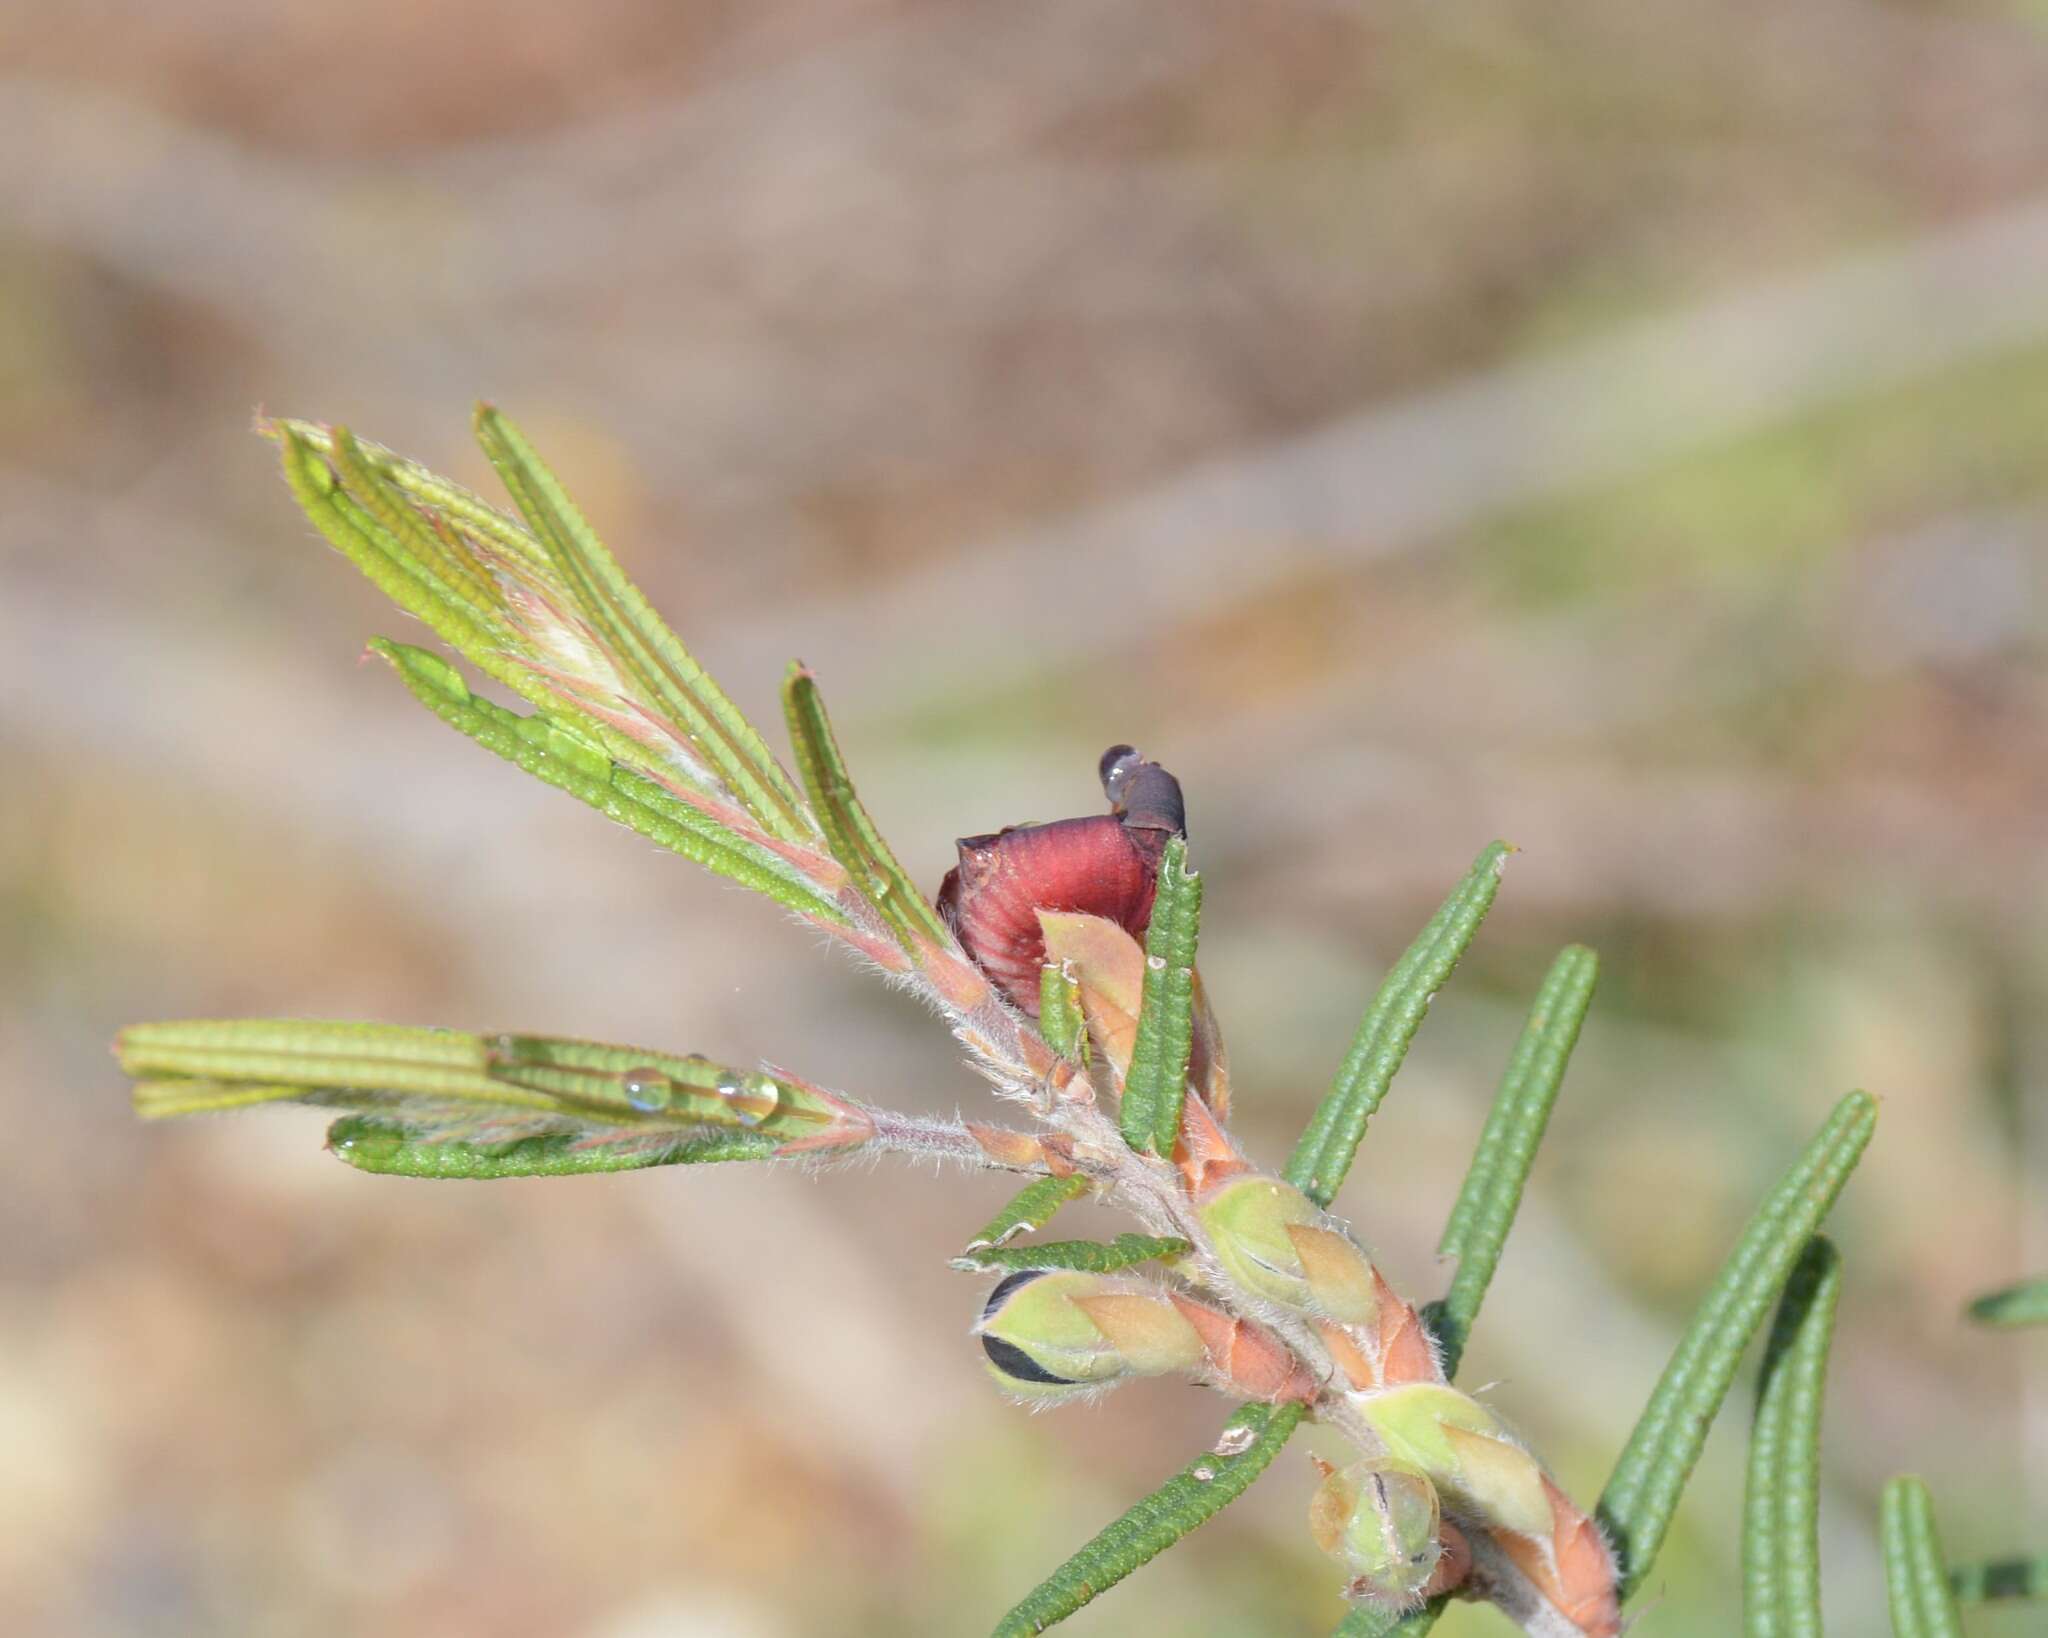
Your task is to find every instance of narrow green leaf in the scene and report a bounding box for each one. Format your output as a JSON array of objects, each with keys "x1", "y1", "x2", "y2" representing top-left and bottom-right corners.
[
  {"x1": 279, "y1": 430, "x2": 507, "y2": 668},
  {"x1": 282, "y1": 428, "x2": 736, "y2": 812},
  {"x1": 1966, "y1": 1276, "x2": 2048, "y2": 1328},
  {"x1": 1881, "y1": 1477, "x2": 1964, "y2": 1638},
  {"x1": 1743, "y1": 1235, "x2": 1843, "y2": 1638},
  {"x1": 373, "y1": 639, "x2": 845, "y2": 925},
  {"x1": 327, "y1": 1115, "x2": 780, "y2": 1178},
  {"x1": 472, "y1": 405, "x2": 814, "y2": 844},
  {"x1": 1422, "y1": 943, "x2": 1598, "y2": 1377},
  {"x1": 951, "y1": 1235, "x2": 1190, "y2": 1275},
  {"x1": 1286, "y1": 842, "x2": 1511, "y2": 1208},
  {"x1": 120, "y1": 1018, "x2": 848, "y2": 1172},
  {"x1": 782, "y1": 663, "x2": 950, "y2": 952},
  {"x1": 1951, "y1": 1553, "x2": 2048, "y2": 1602},
  {"x1": 1598, "y1": 1090, "x2": 1878, "y2": 1597},
  {"x1": 1038, "y1": 962, "x2": 1087, "y2": 1062},
  {"x1": 265, "y1": 417, "x2": 552, "y2": 572},
  {"x1": 330, "y1": 426, "x2": 504, "y2": 619},
  {"x1": 966, "y1": 1175, "x2": 1090, "y2": 1251},
  {"x1": 1332, "y1": 1602, "x2": 1442, "y2": 1637},
  {"x1": 1119, "y1": 837, "x2": 1203, "y2": 1156},
  {"x1": 990, "y1": 1402, "x2": 1305, "y2": 1636}
]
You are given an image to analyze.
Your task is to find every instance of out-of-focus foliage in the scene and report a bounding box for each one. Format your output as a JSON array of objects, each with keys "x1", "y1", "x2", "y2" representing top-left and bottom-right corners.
[{"x1": 3, "y1": 3, "x2": 2044, "y2": 1635}]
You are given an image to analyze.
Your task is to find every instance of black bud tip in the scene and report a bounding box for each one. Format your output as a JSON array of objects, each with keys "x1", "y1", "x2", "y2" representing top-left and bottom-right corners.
[
  {"x1": 982, "y1": 1268, "x2": 1049, "y2": 1321},
  {"x1": 981, "y1": 1333, "x2": 1078, "y2": 1386}
]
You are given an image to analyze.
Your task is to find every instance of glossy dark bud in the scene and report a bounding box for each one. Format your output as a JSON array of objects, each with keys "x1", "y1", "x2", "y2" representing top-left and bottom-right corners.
[
  {"x1": 937, "y1": 748, "x2": 1186, "y2": 1014},
  {"x1": 1099, "y1": 744, "x2": 1186, "y2": 839}
]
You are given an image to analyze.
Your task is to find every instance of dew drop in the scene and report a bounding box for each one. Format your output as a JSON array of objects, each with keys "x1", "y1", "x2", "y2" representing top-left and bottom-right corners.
[
  {"x1": 711, "y1": 1072, "x2": 779, "y2": 1126},
  {"x1": 620, "y1": 1066, "x2": 673, "y2": 1112},
  {"x1": 736, "y1": 1072, "x2": 782, "y2": 1127},
  {"x1": 1191, "y1": 1464, "x2": 1216, "y2": 1483},
  {"x1": 1212, "y1": 1426, "x2": 1257, "y2": 1457}
]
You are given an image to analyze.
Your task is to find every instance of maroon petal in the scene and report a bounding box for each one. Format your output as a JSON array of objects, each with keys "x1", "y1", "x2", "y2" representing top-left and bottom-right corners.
[{"x1": 937, "y1": 749, "x2": 1185, "y2": 1015}]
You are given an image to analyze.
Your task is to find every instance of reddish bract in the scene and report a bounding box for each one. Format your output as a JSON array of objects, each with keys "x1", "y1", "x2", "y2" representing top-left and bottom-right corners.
[{"x1": 936, "y1": 746, "x2": 1185, "y2": 1015}]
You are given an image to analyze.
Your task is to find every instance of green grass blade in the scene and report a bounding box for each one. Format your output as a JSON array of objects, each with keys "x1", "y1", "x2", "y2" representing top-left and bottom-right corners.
[
  {"x1": 782, "y1": 663, "x2": 951, "y2": 952},
  {"x1": 1286, "y1": 842, "x2": 1511, "y2": 1208},
  {"x1": 1966, "y1": 1276, "x2": 2048, "y2": 1327},
  {"x1": 989, "y1": 1402, "x2": 1305, "y2": 1637},
  {"x1": 951, "y1": 1235, "x2": 1190, "y2": 1275},
  {"x1": 1951, "y1": 1553, "x2": 2048, "y2": 1602},
  {"x1": 472, "y1": 405, "x2": 813, "y2": 844},
  {"x1": 327, "y1": 1115, "x2": 780, "y2": 1177},
  {"x1": 1743, "y1": 1235, "x2": 1843, "y2": 1638},
  {"x1": 1598, "y1": 1090, "x2": 1878, "y2": 1597},
  {"x1": 1119, "y1": 837, "x2": 1203, "y2": 1156},
  {"x1": 1881, "y1": 1477, "x2": 1964, "y2": 1638},
  {"x1": 1421, "y1": 943, "x2": 1598, "y2": 1377},
  {"x1": 1039, "y1": 962, "x2": 1087, "y2": 1062},
  {"x1": 965, "y1": 1175, "x2": 1090, "y2": 1250},
  {"x1": 373, "y1": 640, "x2": 845, "y2": 925}
]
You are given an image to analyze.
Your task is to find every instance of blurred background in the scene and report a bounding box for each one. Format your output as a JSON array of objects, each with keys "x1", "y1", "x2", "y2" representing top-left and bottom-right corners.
[{"x1": 2, "y1": 2, "x2": 2044, "y2": 1633}]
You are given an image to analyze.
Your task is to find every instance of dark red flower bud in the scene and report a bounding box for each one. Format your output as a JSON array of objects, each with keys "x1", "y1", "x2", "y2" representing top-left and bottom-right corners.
[{"x1": 937, "y1": 747, "x2": 1186, "y2": 1015}]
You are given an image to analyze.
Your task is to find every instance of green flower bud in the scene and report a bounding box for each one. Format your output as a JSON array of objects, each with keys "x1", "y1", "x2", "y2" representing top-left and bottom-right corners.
[
  {"x1": 1354, "y1": 1383, "x2": 1555, "y2": 1542},
  {"x1": 974, "y1": 1270, "x2": 1200, "y2": 1403},
  {"x1": 1308, "y1": 1458, "x2": 1443, "y2": 1605},
  {"x1": 1197, "y1": 1176, "x2": 1319, "y2": 1309}
]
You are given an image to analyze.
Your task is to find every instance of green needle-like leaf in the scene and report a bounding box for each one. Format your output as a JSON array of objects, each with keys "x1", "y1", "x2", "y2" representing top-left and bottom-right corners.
[
  {"x1": 951, "y1": 1235, "x2": 1190, "y2": 1275},
  {"x1": 1286, "y1": 842, "x2": 1511, "y2": 1208},
  {"x1": 120, "y1": 1018, "x2": 855, "y2": 1177},
  {"x1": 1039, "y1": 962, "x2": 1087, "y2": 1062},
  {"x1": 1422, "y1": 942, "x2": 1598, "y2": 1377},
  {"x1": 374, "y1": 640, "x2": 845, "y2": 926},
  {"x1": 966, "y1": 1175, "x2": 1091, "y2": 1251},
  {"x1": 273, "y1": 422, "x2": 852, "y2": 931},
  {"x1": 329, "y1": 426, "x2": 504, "y2": 619},
  {"x1": 1119, "y1": 837, "x2": 1203, "y2": 1156},
  {"x1": 990, "y1": 1402, "x2": 1305, "y2": 1637},
  {"x1": 1599, "y1": 1090, "x2": 1878, "y2": 1597},
  {"x1": 1966, "y1": 1275, "x2": 2048, "y2": 1327},
  {"x1": 267, "y1": 417, "x2": 549, "y2": 571},
  {"x1": 1332, "y1": 1603, "x2": 1441, "y2": 1637},
  {"x1": 1743, "y1": 1235, "x2": 1843, "y2": 1638},
  {"x1": 782, "y1": 663, "x2": 951, "y2": 953},
  {"x1": 1950, "y1": 1553, "x2": 2048, "y2": 1602},
  {"x1": 326, "y1": 1115, "x2": 780, "y2": 1178},
  {"x1": 1881, "y1": 1478, "x2": 1964, "y2": 1638},
  {"x1": 280, "y1": 428, "x2": 508, "y2": 670},
  {"x1": 473, "y1": 405, "x2": 814, "y2": 844}
]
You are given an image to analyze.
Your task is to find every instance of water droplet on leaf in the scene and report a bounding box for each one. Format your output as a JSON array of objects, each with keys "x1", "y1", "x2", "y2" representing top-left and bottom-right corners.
[
  {"x1": 711, "y1": 1072, "x2": 780, "y2": 1126},
  {"x1": 1213, "y1": 1425, "x2": 1257, "y2": 1457},
  {"x1": 737, "y1": 1072, "x2": 782, "y2": 1126},
  {"x1": 620, "y1": 1067, "x2": 673, "y2": 1112}
]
